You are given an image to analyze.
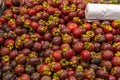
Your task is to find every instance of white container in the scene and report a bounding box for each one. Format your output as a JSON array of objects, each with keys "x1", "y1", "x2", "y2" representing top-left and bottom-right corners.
[{"x1": 85, "y1": 3, "x2": 120, "y2": 20}]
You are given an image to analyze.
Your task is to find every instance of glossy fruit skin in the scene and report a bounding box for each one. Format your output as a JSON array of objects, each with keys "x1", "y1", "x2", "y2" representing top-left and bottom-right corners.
[
  {"x1": 52, "y1": 50, "x2": 62, "y2": 61},
  {"x1": 72, "y1": 27, "x2": 82, "y2": 38},
  {"x1": 105, "y1": 33, "x2": 114, "y2": 41},
  {"x1": 108, "y1": 75, "x2": 116, "y2": 80},
  {"x1": 80, "y1": 50, "x2": 91, "y2": 61},
  {"x1": 5, "y1": 0, "x2": 12, "y2": 7},
  {"x1": 67, "y1": 22, "x2": 78, "y2": 31},
  {"x1": 28, "y1": 9, "x2": 36, "y2": 16},
  {"x1": 68, "y1": 69, "x2": 75, "y2": 76},
  {"x1": 112, "y1": 57, "x2": 120, "y2": 66},
  {"x1": 0, "y1": 17, "x2": 6, "y2": 24},
  {"x1": 30, "y1": 22, "x2": 39, "y2": 30}
]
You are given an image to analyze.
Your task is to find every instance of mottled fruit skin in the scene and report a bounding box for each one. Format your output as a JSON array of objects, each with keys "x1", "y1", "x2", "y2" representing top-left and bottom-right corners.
[
  {"x1": 96, "y1": 69, "x2": 109, "y2": 78},
  {"x1": 100, "y1": 61, "x2": 112, "y2": 71},
  {"x1": 9, "y1": 49, "x2": 18, "y2": 59},
  {"x1": 101, "y1": 43, "x2": 112, "y2": 50},
  {"x1": 62, "y1": 49, "x2": 75, "y2": 60},
  {"x1": 41, "y1": 76, "x2": 51, "y2": 80},
  {"x1": 111, "y1": 67, "x2": 120, "y2": 77},
  {"x1": 31, "y1": 72, "x2": 40, "y2": 80},
  {"x1": 68, "y1": 76, "x2": 77, "y2": 80},
  {"x1": 33, "y1": 42, "x2": 42, "y2": 52},
  {"x1": 52, "y1": 36, "x2": 62, "y2": 45},
  {"x1": 94, "y1": 42, "x2": 101, "y2": 52},
  {"x1": 84, "y1": 69, "x2": 95, "y2": 79},
  {"x1": 0, "y1": 47, "x2": 10, "y2": 56},
  {"x1": 73, "y1": 41, "x2": 83, "y2": 53},
  {"x1": 39, "y1": 64, "x2": 51, "y2": 75},
  {"x1": 75, "y1": 71, "x2": 84, "y2": 80},
  {"x1": 24, "y1": 39, "x2": 33, "y2": 49},
  {"x1": 0, "y1": 37, "x2": 4, "y2": 45},
  {"x1": 112, "y1": 57, "x2": 120, "y2": 66},
  {"x1": 108, "y1": 75, "x2": 116, "y2": 80},
  {"x1": 14, "y1": 65, "x2": 24, "y2": 75},
  {"x1": 52, "y1": 50, "x2": 62, "y2": 61},
  {"x1": 94, "y1": 28, "x2": 103, "y2": 34},
  {"x1": 101, "y1": 50, "x2": 113, "y2": 61},
  {"x1": 60, "y1": 69, "x2": 68, "y2": 79},
  {"x1": 52, "y1": 62, "x2": 62, "y2": 72},
  {"x1": 19, "y1": 74, "x2": 30, "y2": 80}
]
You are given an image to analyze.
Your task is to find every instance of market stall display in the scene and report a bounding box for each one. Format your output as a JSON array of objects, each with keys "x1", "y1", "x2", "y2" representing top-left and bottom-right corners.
[{"x1": 0, "y1": 0, "x2": 120, "y2": 80}]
